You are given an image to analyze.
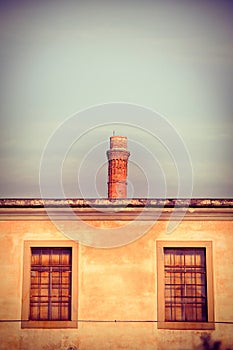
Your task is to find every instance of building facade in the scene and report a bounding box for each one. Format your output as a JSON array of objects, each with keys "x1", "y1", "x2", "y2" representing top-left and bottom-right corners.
[{"x1": 0, "y1": 198, "x2": 232, "y2": 350}]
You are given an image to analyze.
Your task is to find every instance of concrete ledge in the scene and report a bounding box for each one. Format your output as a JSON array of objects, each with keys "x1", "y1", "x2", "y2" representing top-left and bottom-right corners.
[{"x1": 0, "y1": 205, "x2": 232, "y2": 221}]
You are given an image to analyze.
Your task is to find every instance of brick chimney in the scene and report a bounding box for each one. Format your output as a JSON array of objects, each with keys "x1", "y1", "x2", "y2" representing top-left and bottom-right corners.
[{"x1": 106, "y1": 135, "x2": 130, "y2": 198}]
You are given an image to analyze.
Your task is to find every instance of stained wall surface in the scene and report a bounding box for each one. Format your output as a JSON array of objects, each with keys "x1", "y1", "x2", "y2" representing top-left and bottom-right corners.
[{"x1": 0, "y1": 216, "x2": 232, "y2": 350}]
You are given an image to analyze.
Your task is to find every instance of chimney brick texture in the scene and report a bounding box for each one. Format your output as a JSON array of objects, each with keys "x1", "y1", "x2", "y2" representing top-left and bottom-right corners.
[{"x1": 106, "y1": 136, "x2": 130, "y2": 198}]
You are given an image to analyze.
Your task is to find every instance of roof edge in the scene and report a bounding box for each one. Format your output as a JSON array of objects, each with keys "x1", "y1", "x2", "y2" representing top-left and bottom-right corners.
[{"x1": 0, "y1": 198, "x2": 232, "y2": 208}]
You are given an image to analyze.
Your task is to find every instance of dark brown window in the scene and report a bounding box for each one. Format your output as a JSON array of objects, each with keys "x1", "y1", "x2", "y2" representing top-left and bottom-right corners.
[
  {"x1": 30, "y1": 248, "x2": 72, "y2": 321},
  {"x1": 157, "y1": 241, "x2": 214, "y2": 330},
  {"x1": 164, "y1": 248, "x2": 207, "y2": 322}
]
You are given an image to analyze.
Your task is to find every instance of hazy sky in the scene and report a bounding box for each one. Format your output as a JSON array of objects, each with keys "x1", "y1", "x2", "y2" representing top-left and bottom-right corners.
[{"x1": 0, "y1": 0, "x2": 232, "y2": 198}]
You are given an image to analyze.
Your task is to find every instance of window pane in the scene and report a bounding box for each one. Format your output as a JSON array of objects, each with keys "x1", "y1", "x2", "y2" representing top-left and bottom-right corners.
[
  {"x1": 30, "y1": 248, "x2": 72, "y2": 321},
  {"x1": 164, "y1": 248, "x2": 207, "y2": 322}
]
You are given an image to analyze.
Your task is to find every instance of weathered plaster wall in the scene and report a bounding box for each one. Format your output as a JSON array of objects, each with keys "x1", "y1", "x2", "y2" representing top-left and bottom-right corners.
[{"x1": 0, "y1": 219, "x2": 232, "y2": 350}]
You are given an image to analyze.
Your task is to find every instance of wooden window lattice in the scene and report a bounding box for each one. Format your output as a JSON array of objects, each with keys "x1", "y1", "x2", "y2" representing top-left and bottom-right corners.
[
  {"x1": 30, "y1": 248, "x2": 72, "y2": 321},
  {"x1": 164, "y1": 248, "x2": 207, "y2": 322}
]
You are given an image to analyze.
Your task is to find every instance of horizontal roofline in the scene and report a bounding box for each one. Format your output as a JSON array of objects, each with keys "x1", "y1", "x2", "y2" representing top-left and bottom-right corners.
[{"x1": 0, "y1": 198, "x2": 233, "y2": 208}]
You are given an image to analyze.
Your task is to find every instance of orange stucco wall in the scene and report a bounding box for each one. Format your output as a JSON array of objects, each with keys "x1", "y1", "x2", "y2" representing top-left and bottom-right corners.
[{"x1": 0, "y1": 218, "x2": 232, "y2": 350}]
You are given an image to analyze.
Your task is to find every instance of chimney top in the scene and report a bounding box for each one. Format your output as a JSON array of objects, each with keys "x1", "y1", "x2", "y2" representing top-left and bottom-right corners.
[
  {"x1": 110, "y1": 135, "x2": 127, "y2": 150},
  {"x1": 107, "y1": 135, "x2": 130, "y2": 198}
]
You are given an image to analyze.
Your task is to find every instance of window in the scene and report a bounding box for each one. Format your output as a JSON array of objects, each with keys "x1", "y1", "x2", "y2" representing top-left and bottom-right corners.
[
  {"x1": 157, "y1": 241, "x2": 214, "y2": 330},
  {"x1": 30, "y1": 248, "x2": 72, "y2": 321},
  {"x1": 164, "y1": 248, "x2": 207, "y2": 322},
  {"x1": 22, "y1": 241, "x2": 78, "y2": 328}
]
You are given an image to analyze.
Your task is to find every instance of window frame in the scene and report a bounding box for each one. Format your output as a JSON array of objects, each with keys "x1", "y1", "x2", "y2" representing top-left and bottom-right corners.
[
  {"x1": 157, "y1": 241, "x2": 214, "y2": 330},
  {"x1": 21, "y1": 240, "x2": 78, "y2": 328}
]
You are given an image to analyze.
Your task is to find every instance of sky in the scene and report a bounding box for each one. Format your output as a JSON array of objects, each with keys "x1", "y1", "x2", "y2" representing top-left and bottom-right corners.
[{"x1": 0, "y1": 0, "x2": 232, "y2": 198}]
